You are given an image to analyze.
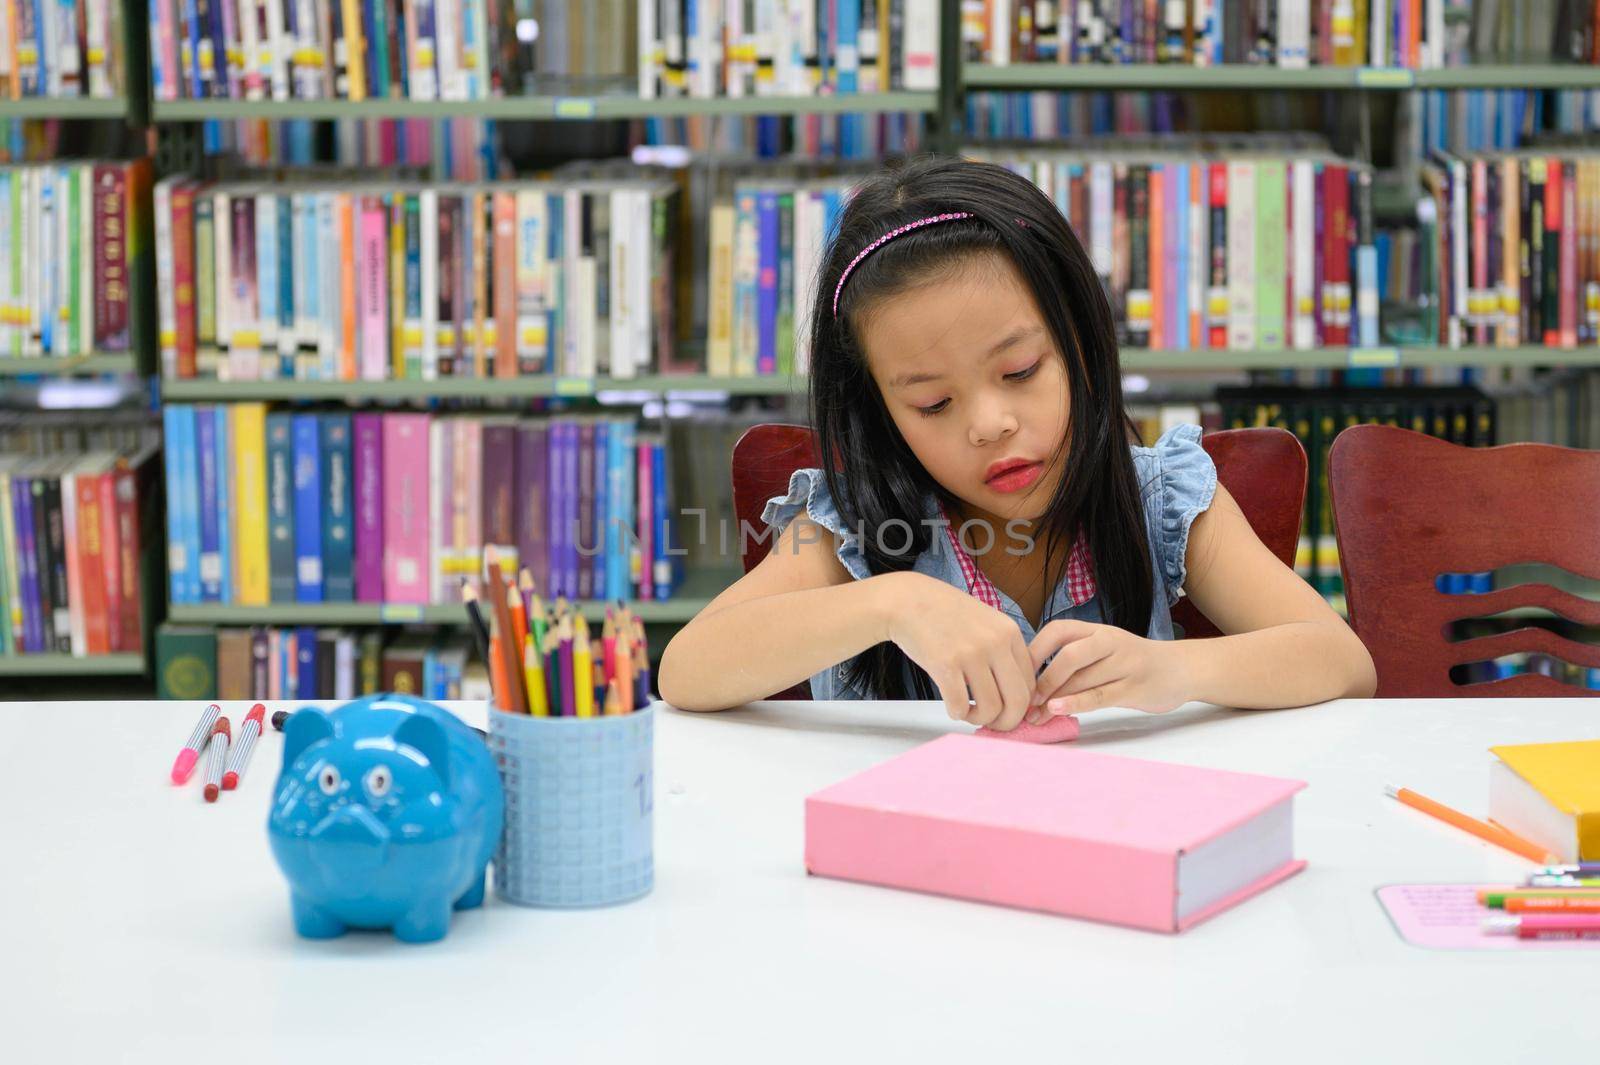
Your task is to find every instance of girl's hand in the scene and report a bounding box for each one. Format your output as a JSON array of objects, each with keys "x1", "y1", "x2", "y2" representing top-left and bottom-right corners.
[
  {"x1": 1026, "y1": 620, "x2": 1194, "y2": 721},
  {"x1": 880, "y1": 573, "x2": 1036, "y2": 731}
]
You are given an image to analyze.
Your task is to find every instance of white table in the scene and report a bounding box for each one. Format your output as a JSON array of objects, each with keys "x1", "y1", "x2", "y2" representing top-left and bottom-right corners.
[{"x1": 3, "y1": 697, "x2": 1598, "y2": 1063}]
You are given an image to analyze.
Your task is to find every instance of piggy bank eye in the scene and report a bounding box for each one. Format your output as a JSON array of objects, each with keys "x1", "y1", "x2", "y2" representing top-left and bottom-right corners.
[
  {"x1": 318, "y1": 765, "x2": 342, "y2": 795},
  {"x1": 365, "y1": 765, "x2": 393, "y2": 798}
]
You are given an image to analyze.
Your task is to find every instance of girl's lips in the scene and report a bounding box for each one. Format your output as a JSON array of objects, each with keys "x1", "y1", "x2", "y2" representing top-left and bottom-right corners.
[{"x1": 985, "y1": 461, "x2": 1043, "y2": 493}]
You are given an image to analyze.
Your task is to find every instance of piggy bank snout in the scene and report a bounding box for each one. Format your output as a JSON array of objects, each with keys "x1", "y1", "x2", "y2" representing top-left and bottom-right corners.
[{"x1": 310, "y1": 803, "x2": 391, "y2": 867}]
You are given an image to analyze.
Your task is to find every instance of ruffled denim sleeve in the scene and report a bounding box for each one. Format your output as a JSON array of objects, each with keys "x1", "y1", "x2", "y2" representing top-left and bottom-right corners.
[
  {"x1": 759, "y1": 467, "x2": 873, "y2": 581},
  {"x1": 1135, "y1": 424, "x2": 1219, "y2": 606}
]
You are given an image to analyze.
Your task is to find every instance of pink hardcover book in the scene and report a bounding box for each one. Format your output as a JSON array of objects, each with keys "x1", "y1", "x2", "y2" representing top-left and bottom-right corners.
[
  {"x1": 806, "y1": 734, "x2": 1307, "y2": 933},
  {"x1": 358, "y1": 196, "x2": 390, "y2": 381},
  {"x1": 382, "y1": 413, "x2": 432, "y2": 603},
  {"x1": 636, "y1": 439, "x2": 654, "y2": 601},
  {"x1": 461, "y1": 419, "x2": 482, "y2": 579}
]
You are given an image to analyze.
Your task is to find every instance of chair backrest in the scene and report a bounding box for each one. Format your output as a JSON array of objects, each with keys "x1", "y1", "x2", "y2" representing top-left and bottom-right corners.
[
  {"x1": 730, "y1": 423, "x2": 1307, "y2": 644},
  {"x1": 1330, "y1": 423, "x2": 1600, "y2": 697}
]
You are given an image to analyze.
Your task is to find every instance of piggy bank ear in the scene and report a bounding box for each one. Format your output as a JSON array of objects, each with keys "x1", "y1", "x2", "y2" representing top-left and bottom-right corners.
[
  {"x1": 394, "y1": 714, "x2": 450, "y2": 788},
  {"x1": 283, "y1": 708, "x2": 335, "y2": 766}
]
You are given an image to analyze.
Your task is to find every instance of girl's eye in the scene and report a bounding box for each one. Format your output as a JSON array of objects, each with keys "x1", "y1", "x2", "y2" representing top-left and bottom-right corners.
[
  {"x1": 365, "y1": 766, "x2": 393, "y2": 798},
  {"x1": 915, "y1": 399, "x2": 950, "y2": 417},
  {"x1": 1004, "y1": 360, "x2": 1041, "y2": 382},
  {"x1": 318, "y1": 765, "x2": 342, "y2": 796}
]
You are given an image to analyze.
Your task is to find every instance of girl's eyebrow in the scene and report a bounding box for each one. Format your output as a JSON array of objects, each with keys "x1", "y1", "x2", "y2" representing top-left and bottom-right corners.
[{"x1": 886, "y1": 324, "x2": 1045, "y2": 389}]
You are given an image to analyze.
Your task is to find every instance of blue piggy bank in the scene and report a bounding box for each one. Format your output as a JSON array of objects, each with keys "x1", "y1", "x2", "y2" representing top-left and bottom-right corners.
[{"x1": 267, "y1": 693, "x2": 504, "y2": 943}]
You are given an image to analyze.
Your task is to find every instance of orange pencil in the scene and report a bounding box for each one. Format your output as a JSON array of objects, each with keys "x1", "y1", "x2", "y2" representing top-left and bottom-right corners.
[
  {"x1": 488, "y1": 632, "x2": 511, "y2": 711},
  {"x1": 613, "y1": 618, "x2": 634, "y2": 710},
  {"x1": 507, "y1": 582, "x2": 529, "y2": 661},
  {"x1": 1385, "y1": 784, "x2": 1555, "y2": 864},
  {"x1": 1484, "y1": 818, "x2": 1557, "y2": 865},
  {"x1": 603, "y1": 678, "x2": 624, "y2": 716},
  {"x1": 1506, "y1": 895, "x2": 1600, "y2": 913}
]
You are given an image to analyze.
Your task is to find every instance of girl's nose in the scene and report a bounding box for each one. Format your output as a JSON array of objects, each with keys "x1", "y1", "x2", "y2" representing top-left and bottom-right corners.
[{"x1": 968, "y1": 401, "x2": 1019, "y2": 447}]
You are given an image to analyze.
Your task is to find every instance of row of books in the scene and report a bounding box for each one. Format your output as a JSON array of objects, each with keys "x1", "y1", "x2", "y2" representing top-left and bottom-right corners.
[
  {"x1": 1452, "y1": 651, "x2": 1600, "y2": 689},
  {"x1": 964, "y1": 0, "x2": 1584, "y2": 69},
  {"x1": 0, "y1": 160, "x2": 151, "y2": 359},
  {"x1": 202, "y1": 116, "x2": 498, "y2": 182},
  {"x1": 639, "y1": 109, "x2": 926, "y2": 162},
  {"x1": 162, "y1": 406, "x2": 682, "y2": 608},
  {"x1": 1218, "y1": 385, "x2": 1495, "y2": 601},
  {"x1": 154, "y1": 176, "x2": 681, "y2": 381},
  {"x1": 155, "y1": 623, "x2": 492, "y2": 700},
  {"x1": 1415, "y1": 151, "x2": 1600, "y2": 350},
  {"x1": 0, "y1": 416, "x2": 158, "y2": 657},
  {"x1": 0, "y1": 0, "x2": 124, "y2": 98},
  {"x1": 970, "y1": 146, "x2": 1383, "y2": 351},
  {"x1": 639, "y1": 0, "x2": 941, "y2": 98},
  {"x1": 152, "y1": 0, "x2": 531, "y2": 101}
]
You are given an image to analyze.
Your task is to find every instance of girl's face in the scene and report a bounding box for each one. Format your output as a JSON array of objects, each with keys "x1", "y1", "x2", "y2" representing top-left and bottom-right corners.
[{"x1": 857, "y1": 252, "x2": 1072, "y2": 527}]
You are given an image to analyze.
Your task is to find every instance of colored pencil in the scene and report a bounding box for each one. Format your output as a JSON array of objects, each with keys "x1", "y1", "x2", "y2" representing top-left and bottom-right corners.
[
  {"x1": 523, "y1": 635, "x2": 549, "y2": 717},
  {"x1": 614, "y1": 616, "x2": 634, "y2": 711},
  {"x1": 1384, "y1": 784, "x2": 1555, "y2": 864},
  {"x1": 489, "y1": 633, "x2": 511, "y2": 711},
  {"x1": 543, "y1": 630, "x2": 562, "y2": 716},
  {"x1": 170, "y1": 703, "x2": 222, "y2": 784},
  {"x1": 604, "y1": 678, "x2": 624, "y2": 716},
  {"x1": 601, "y1": 607, "x2": 618, "y2": 683},
  {"x1": 202, "y1": 717, "x2": 232, "y2": 802},
  {"x1": 558, "y1": 613, "x2": 577, "y2": 718},
  {"x1": 1486, "y1": 818, "x2": 1563, "y2": 865},
  {"x1": 222, "y1": 704, "x2": 266, "y2": 790},
  {"x1": 1537, "y1": 863, "x2": 1600, "y2": 877},
  {"x1": 1505, "y1": 895, "x2": 1600, "y2": 913},
  {"x1": 1479, "y1": 887, "x2": 1600, "y2": 907},
  {"x1": 573, "y1": 615, "x2": 596, "y2": 718},
  {"x1": 459, "y1": 580, "x2": 492, "y2": 673},
  {"x1": 1527, "y1": 875, "x2": 1600, "y2": 888},
  {"x1": 521, "y1": 569, "x2": 546, "y2": 649},
  {"x1": 1483, "y1": 913, "x2": 1600, "y2": 940},
  {"x1": 507, "y1": 583, "x2": 530, "y2": 664}
]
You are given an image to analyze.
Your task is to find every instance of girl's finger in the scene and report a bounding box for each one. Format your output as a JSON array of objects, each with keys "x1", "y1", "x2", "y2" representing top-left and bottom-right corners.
[
  {"x1": 1027, "y1": 619, "x2": 1099, "y2": 673},
  {"x1": 963, "y1": 659, "x2": 1004, "y2": 728},
  {"x1": 1031, "y1": 633, "x2": 1113, "y2": 703},
  {"x1": 988, "y1": 649, "x2": 1034, "y2": 733},
  {"x1": 1037, "y1": 657, "x2": 1125, "y2": 710},
  {"x1": 1046, "y1": 681, "x2": 1128, "y2": 717},
  {"x1": 932, "y1": 668, "x2": 969, "y2": 722}
]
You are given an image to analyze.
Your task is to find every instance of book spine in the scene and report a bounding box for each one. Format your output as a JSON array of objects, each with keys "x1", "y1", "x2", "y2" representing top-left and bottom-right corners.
[
  {"x1": 61, "y1": 469, "x2": 84, "y2": 655},
  {"x1": 1560, "y1": 159, "x2": 1578, "y2": 349},
  {"x1": 12, "y1": 478, "x2": 40, "y2": 651},
  {"x1": 733, "y1": 189, "x2": 759, "y2": 375},
  {"x1": 90, "y1": 469, "x2": 118, "y2": 654},
  {"x1": 319, "y1": 413, "x2": 354, "y2": 601},
  {"x1": 592, "y1": 419, "x2": 609, "y2": 598},
  {"x1": 1255, "y1": 160, "x2": 1287, "y2": 350},
  {"x1": 42, "y1": 477, "x2": 71, "y2": 653},
  {"x1": 1226, "y1": 161, "x2": 1257, "y2": 349},
  {"x1": 706, "y1": 202, "x2": 736, "y2": 376},
  {"x1": 291, "y1": 413, "x2": 324, "y2": 602},
  {"x1": 92, "y1": 164, "x2": 130, "y2": 351},
  {"x1": 1323, "y1": 163, "x2": 1351, "y2": 346},
  {"x1": 419, "y1": 189, "x2": 438, "y2": 379},
  {"x1": 1543, "y1": 157, "x2": 1560, "y2": 347},
  {"x1": 515, "y1": 189, "x2": 548, "y2": 375},
  {"x1": 776, "y1": 190, "x2": 796, "y2": 376},
  {"x1": 577, "y1": 420, "x2": 595, "y2": 600},
  {"x1": 353, "y1": 411, "x2": 385, "y2": 601},
  {"x1": 359, "y1": 195, "x2": 388, "y2": 378},
  {"x1": 494, "y1": 190, "x2": 517, "y2": 378},
  {"x1": 428, "y1": 418, "x2": 449, "y2": 603},
  {"x1": 1291, "y1": 159, "x2": 1317, "y2": 349},
  {"x1": 756, "y1": 189, "x2": 780, "y2": 374},
  {"x1": 195, "y1": 406, "x2": 223, "y2": 601},
  {"x1": 637, "y1": 436, "x2": 654, "y2": 601},
  {"x1": 265, "y1": 412, "x2": 296, "y2": 603},
  {"x1": 382, "y1": 412, "x2": 430, "y2": 602},
  {"x1": 232, "y1": 402, "x2": 270, "y2": 605},
  {"x1": 515, "y1": 422, "x2": 549, "y2": 598},
  {"x1": 1354, "y1": 170, "x2": 1379, "y2": 349},
  {"x1": 480, "y1": 421, "x2": 515, "y2": 568}
]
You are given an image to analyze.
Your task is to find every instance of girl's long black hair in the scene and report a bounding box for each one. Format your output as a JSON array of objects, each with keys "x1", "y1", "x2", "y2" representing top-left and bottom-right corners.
[{"x1": 810, "y1": 155, "x2": 1153, "y2": 699}]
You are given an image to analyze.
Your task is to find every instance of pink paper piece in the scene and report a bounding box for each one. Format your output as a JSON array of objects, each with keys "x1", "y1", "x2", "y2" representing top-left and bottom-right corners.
[
  {"x1": 975, "y1": 715, "x2": 1080, "y2": 744},
  {"x1": 1376, "y1": 884, "x2": 1600, "y2": 950}
]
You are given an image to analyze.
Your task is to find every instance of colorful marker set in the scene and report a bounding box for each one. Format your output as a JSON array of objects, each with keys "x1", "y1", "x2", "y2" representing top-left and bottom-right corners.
[
  {"x1": 168, "y1": 704, "x2": 267, "y2": 803},
  {"x1": 1477, "y1": 867, "x2": 1600, "y2": 941},
  {"x1": 466, "y1": 549, "x2": 651, "y2": 718}
]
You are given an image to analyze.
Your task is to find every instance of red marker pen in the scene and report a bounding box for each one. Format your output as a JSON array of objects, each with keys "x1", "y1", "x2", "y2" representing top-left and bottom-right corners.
[
  {"x1": 222, "y1": 704, "x2": 266, "y2": 791},
  {"x1": 170, "y1": 704, "x2": 221, "y2": 784},
  {"x1": 202, "y1": 718, "x2": 232, "y2": 803}
]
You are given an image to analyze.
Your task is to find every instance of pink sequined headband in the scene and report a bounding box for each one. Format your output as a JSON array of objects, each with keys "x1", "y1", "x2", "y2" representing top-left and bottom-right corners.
[{"x1": 832, "y1": 211, "x2": 975, "y2": 317}]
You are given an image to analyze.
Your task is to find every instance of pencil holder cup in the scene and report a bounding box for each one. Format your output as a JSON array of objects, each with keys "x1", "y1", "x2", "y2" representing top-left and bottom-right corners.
[{"x1": 488, "y1": 705, "x2": 655, "y2": 908}]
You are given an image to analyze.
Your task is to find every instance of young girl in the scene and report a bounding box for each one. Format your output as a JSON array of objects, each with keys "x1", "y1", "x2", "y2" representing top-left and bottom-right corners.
[{"x1": 658, "y1": 157, "x2": 1375, "y2": 728}]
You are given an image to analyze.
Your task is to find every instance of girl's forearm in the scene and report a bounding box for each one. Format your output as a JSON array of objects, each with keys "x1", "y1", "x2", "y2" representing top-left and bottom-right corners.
[
  {"x1": 1177, "y1": 621, "x2": 1377, "y2": 709},
  {"x1": 658, "y1": 574, "x2": 907, "y2": 711}
]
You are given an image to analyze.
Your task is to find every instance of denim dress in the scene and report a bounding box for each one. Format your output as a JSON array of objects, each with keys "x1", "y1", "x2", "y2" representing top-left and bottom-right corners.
[{"x1": 760, "y1": 424, "x2": 1220, "y2": 700}]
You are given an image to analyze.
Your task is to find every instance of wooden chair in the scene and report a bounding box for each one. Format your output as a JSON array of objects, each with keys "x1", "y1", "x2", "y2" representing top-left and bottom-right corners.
[
  {"x1": 730, "y1": 424, "x2": 1308, "y2": 697},
  {"x1": 1330, "y1": 423, "x2": 1600, "y2": 697}
]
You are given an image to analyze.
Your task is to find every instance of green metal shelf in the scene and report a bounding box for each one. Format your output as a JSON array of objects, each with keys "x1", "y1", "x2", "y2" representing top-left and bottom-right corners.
[
  {"x1": 0, "y1": 652, "x2": 147, "y2": 675},
  {"x1": 159, "y1": 348, "x2": 1600, "y2": 400},
  {"x1": 167, "y1": 568, "x2": 739, "y2": 627},
  {"x1": 964, "y1": 63, "x2": 1600, "y2": 92},
  {"x1": 152, "y1": 91, "x2": 938, "y2": 122},
  {"x1": 0, "y1": 96, "x2": 133, "y2": 119},
  {"x1": 0, "y1": 354, "x2": 143, "y2": 376},
  {"x1": 162, "y1": 372, "x2": 809, "y2": 400}
]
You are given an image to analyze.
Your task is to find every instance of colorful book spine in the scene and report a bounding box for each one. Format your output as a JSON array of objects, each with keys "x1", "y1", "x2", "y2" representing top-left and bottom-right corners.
[
  {"x1": 291, "y1": 413, "x2": 324, "y2": 602},
  {"x1": 265, "y1": 412, "x2": 296, "y2": 603},
  {"x1": 353, "y1": 411, "x2": 385, "y2": 601},
  {"x1": 381, "y1": 412, "x2": 430, "y2": 602}
]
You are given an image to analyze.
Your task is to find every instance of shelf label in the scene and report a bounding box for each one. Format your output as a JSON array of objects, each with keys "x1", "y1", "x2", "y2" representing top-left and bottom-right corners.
[
  {"x1": 554, "y1": 97, "x2": 598, "y2": 119},
  {"x1": 554, "y1": 376, "x2": 594, "y2": 396},
  {"x1": 1357, "y1": 68, "x2": 1414, "y2": 88},
  {"x1": 1348, "y1": 346, "x2": 1401, "y2": 368},
  {"x1": 379, "y1": 604, "x2": 423, "y2": 623}
]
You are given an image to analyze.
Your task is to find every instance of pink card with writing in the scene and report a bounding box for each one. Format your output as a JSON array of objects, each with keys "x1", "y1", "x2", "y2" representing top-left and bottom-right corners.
[{"x1": 1376, "y1": 884, "x2": 1600, "y2": 950}]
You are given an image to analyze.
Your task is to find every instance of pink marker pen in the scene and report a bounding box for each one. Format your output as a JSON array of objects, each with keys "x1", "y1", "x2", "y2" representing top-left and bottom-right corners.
[
  {"x1": 1483, "y1": 913, "x2": 1600, "y2": 940},
  {"x1": 170, "y1": 704, "x2": 222, "y2": 784}
]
